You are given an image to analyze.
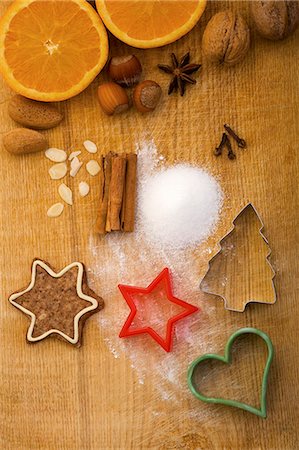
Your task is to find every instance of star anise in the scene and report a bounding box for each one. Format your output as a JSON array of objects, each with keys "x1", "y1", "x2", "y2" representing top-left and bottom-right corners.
[{"x1": 158, "y1": 52, "x2": 201, "y2": 96}]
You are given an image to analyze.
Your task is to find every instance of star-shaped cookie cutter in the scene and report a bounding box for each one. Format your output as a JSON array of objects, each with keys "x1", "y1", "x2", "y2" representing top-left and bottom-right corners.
[{"x1": 118, "y1": 268, "x2": 199, "y2": 352}]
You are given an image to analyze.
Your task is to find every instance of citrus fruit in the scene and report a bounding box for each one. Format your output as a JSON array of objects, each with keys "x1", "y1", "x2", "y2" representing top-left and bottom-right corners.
[
  {"x1": 0, "y1": 0, "x2": 109, "y2": 101},
  {"x1": 96, "y1": 0, "x2": 207, "y2": 48}
]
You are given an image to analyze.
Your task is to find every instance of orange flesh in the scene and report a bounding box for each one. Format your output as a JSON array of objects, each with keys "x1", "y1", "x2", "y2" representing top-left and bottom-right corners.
[
  {"x1": 103, "y1": 0, "x2": 200, "y2": 40},
  {"x1": 4, "y1": 1, "x2": 102, "y2": 93}
]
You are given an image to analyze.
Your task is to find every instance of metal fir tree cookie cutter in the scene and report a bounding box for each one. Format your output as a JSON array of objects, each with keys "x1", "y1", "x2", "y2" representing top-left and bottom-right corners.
[{"x1": 200, "y1": 203, "x2": 277, "y2": 312}]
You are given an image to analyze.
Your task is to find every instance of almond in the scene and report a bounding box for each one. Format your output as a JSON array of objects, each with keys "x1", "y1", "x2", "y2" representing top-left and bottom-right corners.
[
  {"x1": 70, "y1": 156, "x2": 83, "y2": 177},
  {"x1": 83, "y1": 140, "x2": 97, "y2": 154},
  {"x1": 3, "y1": 128, "x2": 48, "y2": 155},
  {"x1": 79, "y1": 181, "x2": 90, "y2": 197},
  {"x1": 58, "y1": 183, "x2": 73, "y2": 205},
  {"x1": 49, "y1": 162, "x2": 67, "y2": 180},
  {"x1": 86, "y1": 160, "x2": 101, "y2": 176},
  {"x1": 45, "y1": 148, "x2": 67, "y2": 162},
  {"x1": 69, "y1": 151, "x2": 81, "y2": 161},
  {"x1": 47, "y1": 203, "x2": 64, "y2": 218},
  {"x1": 8, "y1": 95, "x2": 63, "y2": 130}
]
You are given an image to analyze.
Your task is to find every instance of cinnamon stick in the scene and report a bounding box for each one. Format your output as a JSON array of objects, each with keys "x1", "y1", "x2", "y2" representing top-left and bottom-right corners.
[
  {"x1": 95, "y1": 153, "x2": 112, "y2": 234},
  {"x1": 106, "y1": 154, "x2": 126, "y2": 231},
  {"x1": 121, "y1": 153, "x2": 137, "y2": 232}
]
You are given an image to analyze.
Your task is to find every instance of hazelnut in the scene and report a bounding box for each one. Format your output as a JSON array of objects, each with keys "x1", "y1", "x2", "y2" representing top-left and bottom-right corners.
[
  {"x1": 133, "y1": 80, "x2": 162, "y2": 113},
  {"x1": 251, "y1": 0, "x2": 299, "y2": 41},
  {"x1": 97, "y1": 82, "x2": 130, "y2": 116},
  {"x1": 107, "y1": 55, "x2": 142, "y2": 87},
  {"x1": 202, "y1": 11, "x2": 250, "y2": 66}
]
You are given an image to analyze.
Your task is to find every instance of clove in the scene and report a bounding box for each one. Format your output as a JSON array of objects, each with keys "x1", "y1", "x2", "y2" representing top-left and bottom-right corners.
[
  {"x1": 224, "y1": 124, "x2": 247, "y2": 149},
  {"x1": 225, "y1": 136, "x2": 236, "y2": 160},
  {"x1": 214, "y1": 132, "x2": 227, "y2": 156}
]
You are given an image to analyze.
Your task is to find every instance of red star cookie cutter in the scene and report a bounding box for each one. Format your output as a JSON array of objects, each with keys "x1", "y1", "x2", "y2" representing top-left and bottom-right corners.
[{"x1": 118, "y1": 268, "x2": 199, "y2": 352}]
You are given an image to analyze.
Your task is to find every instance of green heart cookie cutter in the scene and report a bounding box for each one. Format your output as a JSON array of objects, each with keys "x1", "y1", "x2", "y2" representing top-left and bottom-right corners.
[{"x1": 187, "y1": 327, "x2": 274, "y2": 418}]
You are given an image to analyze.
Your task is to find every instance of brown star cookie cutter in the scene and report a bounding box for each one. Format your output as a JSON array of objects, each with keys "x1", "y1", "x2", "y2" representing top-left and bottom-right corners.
[{"x1": 9, "y1": 259, "x2": 104, "y2": 346}]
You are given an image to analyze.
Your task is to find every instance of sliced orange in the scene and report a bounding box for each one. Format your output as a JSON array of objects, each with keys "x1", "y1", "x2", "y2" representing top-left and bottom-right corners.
[
  {"x1": 0, "y1": 0, "x2": 109, "y2": 101},
  {"x1": 96, "y1": 0, "x2": 207, "y2": 49}
]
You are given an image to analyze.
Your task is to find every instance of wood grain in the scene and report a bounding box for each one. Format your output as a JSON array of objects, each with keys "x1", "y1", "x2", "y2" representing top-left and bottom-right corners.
[
  {"x1": 201, "y1": 204, "x2": 276, "y2": 312},
  {"x1": 1, "y1": 1, "x2": 299, "y2": 449}
]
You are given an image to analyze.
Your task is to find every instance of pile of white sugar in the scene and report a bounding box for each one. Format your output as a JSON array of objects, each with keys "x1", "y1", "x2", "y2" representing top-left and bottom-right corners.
[{"x1": 138, "y1": 164, "x2": 223, "y2": 249}]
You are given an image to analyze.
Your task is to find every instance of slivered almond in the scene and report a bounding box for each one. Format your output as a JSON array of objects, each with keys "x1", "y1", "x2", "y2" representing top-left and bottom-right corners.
[
  {"x1": 79, "y1": 181, "x2": 90, "y2": 197},
  {"x1": 83, "y1": 140, "x2": 97, "y2": 154},
  {"x1": 49, "y1": 162, "x2": 67, "y2": 180},
  {"x1": 70, "y1": 157, "x2": 83, "y2": 177},
  {"x1": 86, "y1": 160, "x2": 101, "y2": 176},
  {"x1": 45, "y1": 148, "x2": 67, "y2": 162},
  {"x1": 68, "y1": 151, "x2": 81, "y2": 161},
  {"x1": 47, "y1": 203, "x2": 64, "y2": 217},
  {"x1": 58, "y1": 183, "x2": 73, "y2": 205}
]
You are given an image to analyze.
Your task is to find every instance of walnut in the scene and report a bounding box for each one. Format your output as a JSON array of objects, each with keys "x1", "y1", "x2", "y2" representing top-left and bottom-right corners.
[
  {"x1": 202, "y1": 11, "x2": 250, "y2": 66},
  {"x1": 251, "y1": 0, "x2": 299, "y2": 41}
]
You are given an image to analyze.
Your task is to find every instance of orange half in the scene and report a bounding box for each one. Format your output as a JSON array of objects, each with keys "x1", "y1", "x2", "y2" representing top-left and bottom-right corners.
[
  {"x1": 0, "y1": 0, "x2": 109, "y2": 101},
  {"x1": 96, "y1": 0, "x2": 207, "y2": 48}
]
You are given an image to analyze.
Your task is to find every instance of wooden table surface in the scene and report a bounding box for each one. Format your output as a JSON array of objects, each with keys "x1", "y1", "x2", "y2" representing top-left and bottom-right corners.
[{"x1": 0, "y1": 1, "x2": 298, "y2": 449}]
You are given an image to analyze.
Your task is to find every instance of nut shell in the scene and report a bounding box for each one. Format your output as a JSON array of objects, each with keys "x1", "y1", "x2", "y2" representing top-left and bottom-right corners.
[
  {"x1": 97, "y1": 82, "x2": 130, "y2": 115},
  {"x1": 8, "y1": 95, "x2": 63, "y2": 129},
  {"x1": 202, "y1": 11, "x2": 250, "y2": 66},
  {"x1": 133, "y1": 80, "x2": 162, "y2": 113},
  {"x1": 3, "y1": 128, "x2": 48, "y2": 155},
  {"x1": 251, "y1": 0, "x2": 299, "y2": 40},
  {"x1": 107, "y1": 55, "x2": 142, "y2": 87}
]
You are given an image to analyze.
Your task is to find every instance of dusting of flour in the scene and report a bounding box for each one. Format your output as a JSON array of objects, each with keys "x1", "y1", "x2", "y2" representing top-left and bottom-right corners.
[{"x1": 88, "y1": 140, "x2": 225, "y2": 421}]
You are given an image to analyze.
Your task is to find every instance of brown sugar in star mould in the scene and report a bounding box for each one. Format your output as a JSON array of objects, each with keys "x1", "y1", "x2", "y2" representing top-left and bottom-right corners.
[{"x1": 9, "y1": 259, "x2": 104, "y2": 347}]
